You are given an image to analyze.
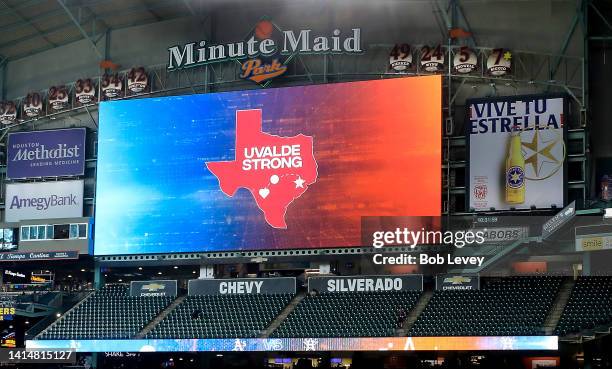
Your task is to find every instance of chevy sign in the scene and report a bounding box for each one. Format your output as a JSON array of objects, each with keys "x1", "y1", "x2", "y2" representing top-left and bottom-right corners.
[
  {"x1": 130, "y1": 280, "x2": 177, "y2": 297},
  {"x1": 5, "y1": 180, "x2": 83, "y2": 222},
  {"x1": 7, "y1": 128, "x2": 85, "y2": 179}
]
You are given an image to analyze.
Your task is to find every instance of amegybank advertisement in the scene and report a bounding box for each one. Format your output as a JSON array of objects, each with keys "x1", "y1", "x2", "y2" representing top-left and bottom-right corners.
[
  {"x1": 5, "y1": 180, "x2": 83, "y2": 222},
  {"x1": 95, "y1": 77, "x2": 442, "y2": 255},
  {"x1": 468, "y1": 95, "x2": 566, "y2": 211},
  {"x1": 7, "y1": 128, "x2": 86, "y2": 179}
]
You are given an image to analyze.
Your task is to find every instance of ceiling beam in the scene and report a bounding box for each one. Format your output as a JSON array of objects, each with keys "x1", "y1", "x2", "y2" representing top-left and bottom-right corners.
[
  {"x1": 590, "y1": 1, "x2": 612, "y2": 33},
  {"x1": 0, "y1": 1, "x2": 190, "y2": 51},
  {"x1": 0, "y1": 12, "x2": 98, "y2": 50},
  {"x1": 141, "y1": 0, "x2": 162, "y2": 21},
  {"x1": 0, "y1": 0, "x2": 174, "y2": 34},
  {"x1": 182, "y1": 0, "x2": 196, "y2": 16},
  {"x1": 56, "y1": 0, "x2": 103, "y2": 59},
  {"x1": 5, "y1": 14, "x2": 192, "y2": 62},
  {"x1": 550, "y1": 1, "x2": 582, "y2": 80},
  {"x1": 0, "y1": 0, "x2": 58, "y2": 47}
]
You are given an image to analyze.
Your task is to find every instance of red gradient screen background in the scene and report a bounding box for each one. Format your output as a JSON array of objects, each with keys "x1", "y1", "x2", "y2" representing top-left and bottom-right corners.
[{"x1": 280, "y1": 76, "x2": 442, "y2": 247}]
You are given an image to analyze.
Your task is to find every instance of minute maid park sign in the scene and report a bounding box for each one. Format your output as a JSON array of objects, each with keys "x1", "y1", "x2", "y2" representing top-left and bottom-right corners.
[{"x1": 167, "y1": 20, "x2": 362, "y2": 85}]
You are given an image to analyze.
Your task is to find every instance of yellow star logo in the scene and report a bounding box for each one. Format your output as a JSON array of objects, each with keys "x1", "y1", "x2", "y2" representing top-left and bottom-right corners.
[
  {"x1": 503, "y1": 51, "x2": 512, "y2": 61},
  {"x1": 521, "y1": 130, "x2": 562, "y2": 179}
]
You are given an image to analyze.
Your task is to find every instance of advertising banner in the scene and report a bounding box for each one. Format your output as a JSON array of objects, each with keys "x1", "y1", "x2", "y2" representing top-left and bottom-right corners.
[
  {"x1": 435, "y1": 274, "x2": 480, "y2": 291},
  {"x1": 475, "y1": 226, "x2": 529, "y2": 243},
  {"x1": 7, "y1": 128, "x2": 86, "y2": 179},
  {"x1": 0, "y1": 250, "x2": 79, "y2": 262},
  {"x1": 5, "y1": 180, "x2": 83, "y2": 222},
  {"x1": 130, "y1": 280, "x2": 177, "y2": 297},
  {"x1": 541, "y1": 201, "x2": 576, "y2": 240},
  {"x1": 27, "y1": 336, "x2": 558, "y2": 352},
  {"x1": 307, "y1": 275, "x2": 423, "y2": 293},
  {"x1": 576, "y1": 234, "x2": 612, "y2": 252},
  {"x1": 468, "y1": 95, "x2": 566, "y2": 211},
  {"x1": 2, "y1": 270, "x2": 27, "y2": 283},
  {"x1": 188, "y1": 277, "x2": 296, "y2": 296},
  {"x1": 95, "y1": 77, "x2": 442, "y2": 255}
]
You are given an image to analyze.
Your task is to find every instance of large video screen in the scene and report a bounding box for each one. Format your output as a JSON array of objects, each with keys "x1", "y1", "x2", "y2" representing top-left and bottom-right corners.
[{"x1": 95, "y1": 77, "x2": 441, "y2": 255}]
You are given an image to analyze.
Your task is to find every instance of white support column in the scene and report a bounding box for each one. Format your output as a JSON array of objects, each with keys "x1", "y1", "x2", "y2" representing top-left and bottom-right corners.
[{"x1": 199, "y1": 265, "x2": 214, "y2": 279}]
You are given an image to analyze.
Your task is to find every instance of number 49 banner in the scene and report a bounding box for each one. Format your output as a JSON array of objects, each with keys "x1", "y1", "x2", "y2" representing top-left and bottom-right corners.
[{"x1": 467, "y1": 95, "x2": 567, "y2": 211}]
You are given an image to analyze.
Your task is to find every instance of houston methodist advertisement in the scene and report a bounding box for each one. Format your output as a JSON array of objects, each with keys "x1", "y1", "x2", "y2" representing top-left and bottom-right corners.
[
  {"x1": 95, "y1": 77, "x2": 441, "y2": 255},
  {"x1": 6, "y1": 128, "x2": 86, "y2": 179},
  {"x1": 468, "y1": 95, "x2": 566, "y2": 211}
]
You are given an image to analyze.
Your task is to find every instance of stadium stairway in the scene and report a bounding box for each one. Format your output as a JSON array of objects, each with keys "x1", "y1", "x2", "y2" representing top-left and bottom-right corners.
[
  {"x1": 136, "y1": 295, "x2": 186, "y2": 338},
  {"x1": 543, "y1": 278, "x2": 575, "y2": 335},
  {"x1": 449, "y1": 236, "x2": 542, "y2": 274},
  {"x1": 397, "y1": 290, "x2": 433, "y2": 336},
  {"x1": 35, "y1": 290, "x2": 95, "y2": 339},
  {"x1": 261, "y1": 291, "x2": 307, "y2": 338},
  {"x1": 36, "y1": 285, "x2": 174, "y2": 340}
]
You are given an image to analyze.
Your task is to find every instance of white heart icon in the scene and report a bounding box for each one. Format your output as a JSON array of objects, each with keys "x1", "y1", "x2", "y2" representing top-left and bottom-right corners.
[{"x1": 259, "y1": 188, "x2": 270, "y2": 199}]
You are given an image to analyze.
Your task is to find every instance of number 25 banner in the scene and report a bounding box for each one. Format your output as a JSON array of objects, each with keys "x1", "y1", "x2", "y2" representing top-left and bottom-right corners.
[{"x1": 467, "y1": 95, "x2": 566, "y2": 211}]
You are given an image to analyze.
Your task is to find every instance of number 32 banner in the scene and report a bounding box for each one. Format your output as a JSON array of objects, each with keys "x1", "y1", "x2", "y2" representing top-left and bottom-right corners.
[{"x1": 467, "y1": 95, "x2": 566, "y2": 211}]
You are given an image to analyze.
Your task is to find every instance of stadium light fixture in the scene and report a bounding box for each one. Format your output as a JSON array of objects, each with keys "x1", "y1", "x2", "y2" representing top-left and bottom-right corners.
[
  {"x1": 158, "y1": 272, "x2": 162, "y2": 275},
  {"x1": 138, "y1": 267, "x2": 143, "y2": 270},
  {"x1": 56, "y1": 313, "x2": 61, "y2": 318},
  {"x1": 173, "y1": 266, "x2": 178, "y2": 269}
]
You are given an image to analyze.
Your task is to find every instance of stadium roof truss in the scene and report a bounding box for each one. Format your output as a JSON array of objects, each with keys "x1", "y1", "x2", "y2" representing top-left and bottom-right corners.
[
  {"x1": 0, "y1": 0, "x2": 598, "y2": 224},
  {"x1": 0, "y1": 0, "x2": 199, "y2": 62}
]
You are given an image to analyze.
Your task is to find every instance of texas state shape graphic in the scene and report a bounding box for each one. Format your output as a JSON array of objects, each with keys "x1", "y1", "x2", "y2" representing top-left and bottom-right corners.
[{"x1": 206, "y1": 109, "x2": 318, "y2": 228}]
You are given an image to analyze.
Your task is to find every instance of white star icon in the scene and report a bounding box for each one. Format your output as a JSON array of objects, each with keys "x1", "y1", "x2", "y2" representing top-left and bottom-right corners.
[{"x1": 294, "y1": 177, "x2": 305, "y2": 188}]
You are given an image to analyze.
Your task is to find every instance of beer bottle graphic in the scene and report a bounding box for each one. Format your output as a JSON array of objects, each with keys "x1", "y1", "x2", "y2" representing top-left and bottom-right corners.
[{"x1": 505, "y1": 126, "x2": 526, "y2": 204}]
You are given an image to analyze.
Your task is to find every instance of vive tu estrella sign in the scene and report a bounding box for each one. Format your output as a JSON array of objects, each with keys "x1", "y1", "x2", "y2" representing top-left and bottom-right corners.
[{"x1": 167, "y1": 20, "x2": 362, "y2": 85}]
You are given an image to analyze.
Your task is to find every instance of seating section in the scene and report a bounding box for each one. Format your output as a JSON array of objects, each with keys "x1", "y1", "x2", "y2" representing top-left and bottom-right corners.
[
  {"x1": 37, "y1": 284, "x2": 173, "y2": 340},
  {"x1": 272, "y1": 291, "x2": 421, "y2": 338},
  {"x1": 31, "y1": 276, "x2": 612, "y2": 340},
  {"x1": 147, "y1": 294, "x2": 292, "y2": 338},
  {"x1": 555, "y1": 276, "x2": 612, "y2": 336},
  {"x1": 409, "y1": 277, "x2": 562, "y2": 336}
]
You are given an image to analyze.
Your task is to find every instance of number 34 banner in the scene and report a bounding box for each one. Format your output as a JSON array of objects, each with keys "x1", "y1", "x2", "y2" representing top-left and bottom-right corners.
[{"x1": 467, "y1": 95, "x2": 567, "y2": 211}]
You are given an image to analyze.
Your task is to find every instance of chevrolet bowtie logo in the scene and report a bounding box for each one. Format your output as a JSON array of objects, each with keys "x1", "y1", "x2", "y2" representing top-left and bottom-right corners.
[
  {"x1": 142, "y1": 283, "x2": 165, "y2": 291},
  {"x1": 444, "y1": 276, "x2": 471, "y2": 285}
]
